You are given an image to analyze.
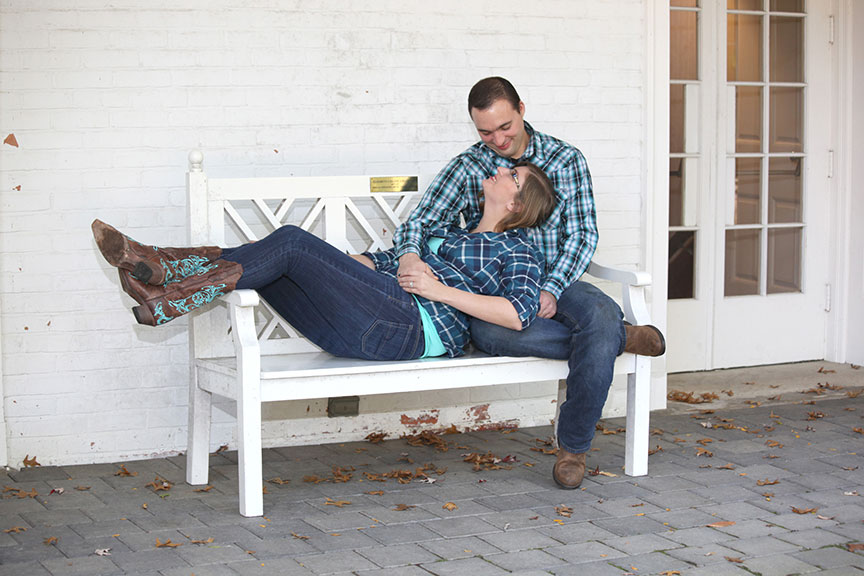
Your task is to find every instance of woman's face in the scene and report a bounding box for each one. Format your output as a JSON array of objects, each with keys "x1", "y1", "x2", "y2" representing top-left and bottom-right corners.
[{"x1": 482, "y1": 165, "x2": 527, "y2": 207}]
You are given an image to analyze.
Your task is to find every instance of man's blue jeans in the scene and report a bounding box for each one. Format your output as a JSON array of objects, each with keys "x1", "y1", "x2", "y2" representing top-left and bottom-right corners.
[
  {"x1": 221, "y1": 225, "x2": 424, "y2": 361},
  {"x1": 470, "y1": 281, "x2": 626, "y2": 455}
]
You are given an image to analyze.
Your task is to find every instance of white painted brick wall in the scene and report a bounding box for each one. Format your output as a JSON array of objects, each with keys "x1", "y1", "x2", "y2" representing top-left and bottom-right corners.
[{"x1": 0, "y1": 0, "x2": 647, "y2": 467}]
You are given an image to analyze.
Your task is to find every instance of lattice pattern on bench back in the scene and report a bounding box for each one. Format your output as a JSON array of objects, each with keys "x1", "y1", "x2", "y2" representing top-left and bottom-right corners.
[{"x1": 187, "y1": 158, "x2": 424, "y2": 358}]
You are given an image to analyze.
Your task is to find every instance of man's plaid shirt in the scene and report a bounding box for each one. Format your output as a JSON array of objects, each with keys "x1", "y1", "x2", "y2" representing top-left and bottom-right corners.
[
  {"x1": 393, "y1": 122, "x2": 598, "y2": 299},
  {"x1": 367, "y1": 224, "x2": 544, "y2": 357}
]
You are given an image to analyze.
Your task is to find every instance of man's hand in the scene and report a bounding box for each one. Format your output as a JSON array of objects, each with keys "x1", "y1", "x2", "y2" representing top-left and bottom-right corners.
[
  {"x1": 397, "y1": 253, "x2": 437, "y2": 290},
  {"x1": 538, "y1": 290, "x2": 557, "y2": 319}
]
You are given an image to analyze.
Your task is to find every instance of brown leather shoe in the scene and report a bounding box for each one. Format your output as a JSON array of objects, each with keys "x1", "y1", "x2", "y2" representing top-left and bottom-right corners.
[
  {"x1": 92, "y1": 219, "x2": 221, "y2": 286},
  {"x1": 553, "y1": 449, "x2": 586, "y2": 489},
  {"x1": 624, "y1": 325, "x2": 666, "y2": 357}
]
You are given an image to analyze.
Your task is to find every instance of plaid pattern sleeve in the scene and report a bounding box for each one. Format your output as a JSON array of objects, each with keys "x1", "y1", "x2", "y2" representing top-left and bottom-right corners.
[{"x1": 392, "y1": 155, "x2": 484, "y2": 260}]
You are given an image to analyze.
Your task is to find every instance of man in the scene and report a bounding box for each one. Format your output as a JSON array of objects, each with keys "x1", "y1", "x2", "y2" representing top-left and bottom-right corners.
[{"x1": 393, "y1": 77, "x2": 665, "y2": 489}]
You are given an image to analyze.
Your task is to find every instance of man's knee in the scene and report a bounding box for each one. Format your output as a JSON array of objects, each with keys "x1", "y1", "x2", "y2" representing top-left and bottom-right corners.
[{"x1": 557, "y1": 282, "x2": 623, "y2": 325}]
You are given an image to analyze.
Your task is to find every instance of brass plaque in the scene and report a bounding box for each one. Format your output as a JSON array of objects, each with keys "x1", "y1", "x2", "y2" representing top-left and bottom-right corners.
[{"x1": 369, "y1": 176, "x2": 419, "y2": 193}]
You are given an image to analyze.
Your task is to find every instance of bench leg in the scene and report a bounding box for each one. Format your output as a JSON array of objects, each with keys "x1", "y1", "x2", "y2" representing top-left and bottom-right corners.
[
  {"x1": 230, "y1": 303, "x2": 264, "y2": 517},
  {"x1": 186, "y1": 370, "x2": 211, "y2": 486},
  {"x1": 553, "y1": 379, "x2": 566, "y2": 446},
  {"x1": 625, "y1": 355, "x2": 651, "y2": 476}
]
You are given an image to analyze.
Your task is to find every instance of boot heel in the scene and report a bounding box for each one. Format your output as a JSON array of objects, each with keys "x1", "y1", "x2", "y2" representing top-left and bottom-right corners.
[{"x1": 132, "y1": 305, "x2": 157, "y2": 326}]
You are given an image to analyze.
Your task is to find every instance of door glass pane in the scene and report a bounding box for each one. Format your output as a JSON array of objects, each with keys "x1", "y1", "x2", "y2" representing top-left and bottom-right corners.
[
  {"x1": 735, "y1": 157, "x2": 761, "y2": 224},
  {"x1": 672, "y1": 0, "x2": 699, "y2": 6},
  {"x1": 725, "y1": 229, "x2": 761, "y2": 296},
  {"x1": 670, "y1": 158, "x2": 684, "y2": 226},
  {"x1": 769, "y1": 87, "x2": 803, "y2": 152},
  {"x1": 735, "y1": 86, "x2": 762, "y2": 152},
  {"x1": 670, "y1": 85, "x2": 685, "y2": 153},
  {"x1": 770, "y1": 17, "x2": 803, "y2": 82},
  {"x1": 729, "y1": 0, "x2": 762, "y2": 9},
  {"x1": 669, "y1": 231, "x2": 696, "y2": 299},
  {"x1": 728, "y1": 14, "x2": 763, "y2": 82},
  {"x1": 771, "y1": 0, "x2": 803, "y2": 12},
  {"x1": 671, "y1": 10, "x2": 699, "y2": 81},
  {"x1": 768, "y1": 157, "x2": 802, "y2": 222},
  {"x1": 768, "y1": 227, "x2": 802, "y2": 293}
]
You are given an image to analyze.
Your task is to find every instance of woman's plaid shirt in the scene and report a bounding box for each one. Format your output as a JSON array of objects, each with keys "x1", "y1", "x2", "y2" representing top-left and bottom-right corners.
[
  {"x1": 367, "y1": 225, "x2": 544, "y2": 357},
  {"x1": 393, "y1": 122, "x2": 598, "y2": 299}
]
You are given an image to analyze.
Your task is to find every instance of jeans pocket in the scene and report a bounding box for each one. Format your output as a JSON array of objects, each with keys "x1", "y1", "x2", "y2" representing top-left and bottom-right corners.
[{"x1": 361, "y1": 320, "x2": 416, "y2": 360}]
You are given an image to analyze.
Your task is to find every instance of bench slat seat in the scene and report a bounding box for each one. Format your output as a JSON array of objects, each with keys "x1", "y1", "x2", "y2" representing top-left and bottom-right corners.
[{"x1": 184, "y1": 150, "x2": 653, "y2": 517}]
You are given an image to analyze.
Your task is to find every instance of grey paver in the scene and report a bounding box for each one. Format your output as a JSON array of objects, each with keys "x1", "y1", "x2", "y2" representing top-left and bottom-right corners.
[
  {"x1": 420, "y1": 556, "x2": 509, "y2": 576},
  {"x1": 601, "y1": 532, "x2": 683, "y2": 554},
  {"x1": 478, "y1": 528, "x2": 561, "y2": 552},
  {"x1": 418, "y1": 535, "x2": 502, "y2": 559},
  {"x1": 794, "y1": 546, "x2": 864, "y2": 569},
  {"x1": 590, "y1": 514, "x2": 668, "y2": 536},
  {"x1": 355, "y1": 542, "x2": 440, "y2": 567},
  {"x1": 723, "y1": 534, "x2": 803, "y2": 556},
  {"x1": 423, "y1": 515, "x2": 499, "y2": 538},
  {"x1": 484, "y1": 548, "x2": 567, "y2": 571},
  {"x1": 741, "y1": 552, "x2": 822, "y2": 575},
  {"x1": 292, "y1": 549, "x2": 378, "y2": 574},
  {"x1": 545, "y1": 540, "x2": 628, "y2": 564}
]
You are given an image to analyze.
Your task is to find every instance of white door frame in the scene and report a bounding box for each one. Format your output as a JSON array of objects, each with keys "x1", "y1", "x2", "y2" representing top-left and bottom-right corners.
[
  {"x1": 645, "y1": 0, "x2": 670, "y2": 408},
  {"x1": 828, "y1": 0, "x2": 863, "y2": 365}
]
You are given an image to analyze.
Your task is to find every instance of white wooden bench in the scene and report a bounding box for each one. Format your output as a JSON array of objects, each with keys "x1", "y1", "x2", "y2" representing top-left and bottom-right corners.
[{"x1": 183, "y1": 150, "x2": 654, "y2": 517}]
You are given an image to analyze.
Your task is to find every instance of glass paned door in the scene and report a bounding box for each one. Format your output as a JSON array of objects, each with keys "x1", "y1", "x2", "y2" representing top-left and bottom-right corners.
[{"x1": 666, "y1": 0, "x2": 830, "y2": 372}]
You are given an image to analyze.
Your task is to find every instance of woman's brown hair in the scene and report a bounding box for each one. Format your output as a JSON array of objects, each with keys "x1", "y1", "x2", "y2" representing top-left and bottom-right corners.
[{"x1": 496, "y1": 162, "x2": 557, "y2": 233}]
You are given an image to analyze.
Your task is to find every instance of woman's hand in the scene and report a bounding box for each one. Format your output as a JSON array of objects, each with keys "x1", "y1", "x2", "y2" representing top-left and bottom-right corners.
[{"x1": 397, "y1": 269, "x2": 445, "y2": 301}]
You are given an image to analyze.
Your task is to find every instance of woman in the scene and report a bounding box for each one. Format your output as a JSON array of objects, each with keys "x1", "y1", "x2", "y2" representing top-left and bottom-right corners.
[{"x1": 92, "y1": 162, "x2": 555, "y2": 360}]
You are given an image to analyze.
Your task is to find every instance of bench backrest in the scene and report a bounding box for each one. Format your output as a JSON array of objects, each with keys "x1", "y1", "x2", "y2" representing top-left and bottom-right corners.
[{"x1": 186, "y1": 151, "x2": 424, "y2": 358}]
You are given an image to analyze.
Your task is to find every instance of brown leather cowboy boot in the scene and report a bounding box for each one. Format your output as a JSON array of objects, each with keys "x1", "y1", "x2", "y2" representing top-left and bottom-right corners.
[
  {"x1": 92, "y1": 219, "x2": 222, "y2": 286},
  {"x1": 120, "y1": 259, "x2": 243, "y2": 326},
  {"x1": 553, "y1": 449, "x2": 586, "y2": 489},
  {"x1": 624, "y1": 325, "x2": 666, "y2": 357}
]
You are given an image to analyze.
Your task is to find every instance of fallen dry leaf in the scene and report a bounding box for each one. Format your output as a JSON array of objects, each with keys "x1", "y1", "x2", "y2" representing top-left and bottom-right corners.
[
  {"x1": 847, "y1": 542, "x2": 864, "y2": 552},
  {"x1": 393, "y1": 503, "x2": 415, "y2": 511},
  {"x1": 725, "y1": 556, "x2": 743, "y2": 563},
  {"x1": 155, "y1": 538, "x2": 181, "y2": 548},
  {"x1": 818, "y1": 366, "x2": 836, "y2": 373},
  {"x1": 3, "y1": 526, "x2": 27, "y2": 533},
  {"x1": 696, "y1": 438, "x2": 714, "y2": 446},
  {"x1": 17, "y1": 488, "x2": 37, "y2": 499},
  {"x1": 4, "y1": 134, "x2": 18, "y2": 147},
  {"x1": 324, "y1": 498, "x2": 351, "y2": 508},
  {"x1": 648, "y1": 445, "x2": 663, "y2": 455},
  {"x1": 365, "y1": 432, "x2": 387, "y2": 443},
  {"x1": 94, "y1": 548, "x2": 111, "y2": 556},
  {"x1": 765, "y1": 440, "x2": 784, "y2": 449},
  {"x1": 145, "y1": 476, "x2": 172, "y2": 492},
  {"x1": 853, "y1": 428, "x2": 864, "y2": 435},
  {"x1": 847, "y1": 390, "x2": 862, "y2": 398},
  {"x1": 442, "y1": 502, "x2": 458, "y2": 511},
  {"x1": 404, "y1": 430, "x2": 449, "y2": 452},
  {"x1": 43, "y1": 536, "x2": 58, "y2": 545},
  {"x1": 189, "y1": 537, "x2": 214, "y2": 544},
  {"x1": 22, "y1": 455, "x2": 40, "y2": 467},
  {"x1": 365, "y1": 490, "x2": 384, "y2": 496},
  {"x1": 114, "y1": 465, "x2": 137, "y2": 477},
  {"x1": 718, "y1": 463, "x2": 737, "y2": 470},
  {"x1": 193, "y1": 485, "x2": 214, "y2": 492},
  {"x1": 74, "y1": 485, "x2": 91, "y2": 491},
  {"x1": 668, "y1": 390, "x2": 719, "y2": 404},
  {"x1": 706, "y1": 521, "x2": 735, "y2": 528},
  {"x1": 696, "y1": 447, "x2": 714, "y2": 457},
  {"x1": 555, "y1": 505, "x2": 573, "y2": 518},
  {"x1": 757, "y1": 479, "x2": 780, "y2": 486},
  {"x1": 659, "y1": 572, "x2": 681, "y2": 576},
  {"x1": 806, "y1": 411, "x2": 826, "y2": 421},
  {"x1": 791, "y1": 507, "x2": 818, "y2": 514},
  {"x1": 291, "y1": 532, "x2": 309, "y2": 540},
  {"x1": 215, "y1": 445, "x2": 228, "y2": 454}
]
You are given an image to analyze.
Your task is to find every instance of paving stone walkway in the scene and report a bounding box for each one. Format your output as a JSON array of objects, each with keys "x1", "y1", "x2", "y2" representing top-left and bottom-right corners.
[{"x1": 2, "y1": 394, "x2": 863, "y2": 575}]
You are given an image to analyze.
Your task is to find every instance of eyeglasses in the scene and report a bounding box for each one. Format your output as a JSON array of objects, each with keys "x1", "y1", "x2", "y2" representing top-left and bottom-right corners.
[{"x1": 510, "y1": 168, "x2": 520, "y2": 191}]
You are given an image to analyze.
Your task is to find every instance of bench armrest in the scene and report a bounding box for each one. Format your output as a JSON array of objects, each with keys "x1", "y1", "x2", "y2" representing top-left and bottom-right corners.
[
  {"x1": 223, "y1": 289, "x2": 260, "y2": 308},
  {"x1": 585, "y1": 261, "x2": 653, "y2": 327}
]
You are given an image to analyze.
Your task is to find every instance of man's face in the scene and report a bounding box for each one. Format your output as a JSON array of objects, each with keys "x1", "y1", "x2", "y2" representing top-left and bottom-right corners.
[{"x1": 470, "y1": 99, "x2": 528, "y2": 159}]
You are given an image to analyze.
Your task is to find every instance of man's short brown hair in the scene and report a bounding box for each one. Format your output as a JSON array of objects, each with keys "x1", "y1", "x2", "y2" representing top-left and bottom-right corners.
[{"x1": 468, "y1": 77, "x2": 521, "y2": 113}]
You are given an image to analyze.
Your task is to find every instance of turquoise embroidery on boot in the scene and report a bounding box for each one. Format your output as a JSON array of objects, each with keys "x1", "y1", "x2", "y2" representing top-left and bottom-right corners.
[
  {"x1": 162, "y1": 255, "x2": 218, "y2": 286},
  {"x1": 153, "y1": 302, "x2": 173, "y2": 325},
  {"x1": 167, "y1": 283, "x2": 227, "y2": 314}
]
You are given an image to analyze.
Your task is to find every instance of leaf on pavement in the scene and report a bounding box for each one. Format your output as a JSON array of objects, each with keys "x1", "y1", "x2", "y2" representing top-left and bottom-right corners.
[
  {"x1": 706, "y1": 521, "x2": 736, "y2": 528},
  {"x1": 155, "y1": 538, "x2": 181, "y2": 548},
  {"x1": 442, "y1": 502, "x2": 458, "y2": 511},
  {"x1": 324, "y1": 498, "x2": 351, "y2": 508},
  {"x1": 22, "y1": 455, "x2": 40, "y2": 467}
]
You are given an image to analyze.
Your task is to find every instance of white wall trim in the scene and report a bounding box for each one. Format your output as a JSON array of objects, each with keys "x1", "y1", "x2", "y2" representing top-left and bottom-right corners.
[{"x1": 646, "y1": 0, "x2": 670, "y2": 407}]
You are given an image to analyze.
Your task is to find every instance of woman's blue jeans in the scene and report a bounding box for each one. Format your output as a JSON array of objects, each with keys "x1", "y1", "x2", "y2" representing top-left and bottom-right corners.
[
  {"x1": 469, "y1": 281, "x2": 626, "y2": 454},
  {"x1": 220, "y1": 226, "x2": 424, "y2": 361}
]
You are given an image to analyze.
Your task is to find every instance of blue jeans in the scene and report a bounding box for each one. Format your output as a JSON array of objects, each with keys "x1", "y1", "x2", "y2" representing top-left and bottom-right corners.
[
  {"x1": 470, "y1": 281, "x2": 626, "y2": 454},
  {"x1": 221, "y1": 226, "x2": 424, "y2": 361}
]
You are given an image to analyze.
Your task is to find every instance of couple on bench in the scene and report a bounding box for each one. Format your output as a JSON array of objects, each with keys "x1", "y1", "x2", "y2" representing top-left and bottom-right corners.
[{"x1": 92, "y1": 76, "x2": 665, "y2": 490}]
